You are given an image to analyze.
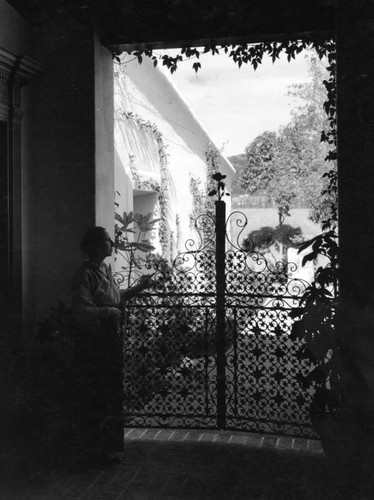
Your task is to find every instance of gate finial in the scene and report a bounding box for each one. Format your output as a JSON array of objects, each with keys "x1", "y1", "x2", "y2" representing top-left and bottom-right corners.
[{"x1": 208, "y1": 172, "x2": 230, "y2": 201}]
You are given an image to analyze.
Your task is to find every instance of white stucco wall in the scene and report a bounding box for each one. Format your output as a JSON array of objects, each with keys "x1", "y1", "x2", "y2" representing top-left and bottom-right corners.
[{"x1": 113, "y1": 55, "x2": 235, "y2": 272}]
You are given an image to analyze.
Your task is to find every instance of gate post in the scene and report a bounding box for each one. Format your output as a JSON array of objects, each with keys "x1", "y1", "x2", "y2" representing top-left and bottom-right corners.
[{"x1": 215, "y1": 200, "x2": 226, "y2": 429}]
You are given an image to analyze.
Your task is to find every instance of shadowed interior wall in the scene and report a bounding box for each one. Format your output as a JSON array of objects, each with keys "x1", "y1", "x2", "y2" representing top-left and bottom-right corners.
[
  {"x1": 337, "y1": 1, "x2": 374, "y2": 306},
  {"x1": 95, "y1": 36, "x2": 115, "y2": 236},
  {"x1": 335, "y1": 1, "x2": 374, "y2": 412},
  {"x1": 21, "y1": 15, "x2": 114, "y2": 326},
  {"x1": 0, "y1": 0, "x2": 28, "y2": 336}
]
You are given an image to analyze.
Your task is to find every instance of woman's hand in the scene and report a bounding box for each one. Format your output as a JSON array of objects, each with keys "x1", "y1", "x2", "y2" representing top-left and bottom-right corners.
[{"x1": 120, "y1": 274, "x2": 155, "y2": 303}]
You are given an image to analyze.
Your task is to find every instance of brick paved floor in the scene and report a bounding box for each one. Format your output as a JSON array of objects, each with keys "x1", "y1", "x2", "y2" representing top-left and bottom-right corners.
[{"x1": 2, "y1": 428, "x2": 346, "y2": 500}]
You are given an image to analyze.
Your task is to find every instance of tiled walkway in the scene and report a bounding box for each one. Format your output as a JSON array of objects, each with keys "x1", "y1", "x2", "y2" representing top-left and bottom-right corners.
[
  {"x1": 124, "y1": 428, "x2": 323, "y2": 452},
  {"x1": 2, "y1": 428, "x2": 345, "y2": 500}
]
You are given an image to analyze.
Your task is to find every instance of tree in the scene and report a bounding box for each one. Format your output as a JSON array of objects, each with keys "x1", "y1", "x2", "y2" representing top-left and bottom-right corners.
[
  {"x1": 240, "y1": 129, "x2": 298, "y2": 225},
  {"x1": 286, "y1": 52, "x2": 336, "y2": 225},
  {"x1": 242, "y1": 224, "x2": 304, "y2": 273},
  {"x1": 239, "y1": 52, "x2": 336, "y2": 226},
  {"x1": 228, "y1": 153, "x2": 247, "y2": 195}
]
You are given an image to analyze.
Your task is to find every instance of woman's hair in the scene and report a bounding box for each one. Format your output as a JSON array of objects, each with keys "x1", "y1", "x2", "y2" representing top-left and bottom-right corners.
[{"x1": 80, "y1": 226, "x2": 107, "y2": 257}]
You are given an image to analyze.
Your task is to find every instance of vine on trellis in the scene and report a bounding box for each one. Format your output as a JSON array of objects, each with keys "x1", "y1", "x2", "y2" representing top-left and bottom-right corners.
[
  {"x1": 205, "y1": 144, "x2": 222, "y2": 214},
  {"x1": 175, "y1": 214, "x2": 181, "y2": 252},
  {"x1": 120, "y1": 110, "x2": 170, "y2": 255},
  {"x1": 189, "y1": 144, "x2": 222, "y2": 230},
  {"x1": 128, "y1": 153, "x2": 141, "y2": 187},
  {"x1": 189, "y1": 176, "x2": 206, "y2": 229}
]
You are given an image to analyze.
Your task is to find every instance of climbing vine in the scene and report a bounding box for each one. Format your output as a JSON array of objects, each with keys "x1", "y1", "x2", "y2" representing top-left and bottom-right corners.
[
  {"x1": 189, "y1": 176, "x2": 206, "y2": 229},
  {"x1": 128, "y1": 153, "x2": 141, "y2": 187},
  {"x1": 175, "y1": 214, "x2": 181, "y2": 252},
  {"x1": 188, "y1": 145, "x2": 222, "y2": 230},
  {"x1": 205, "y1": 144, "x2": 222, "y2": 216},
  {"x1": 119, "y1": 110, "x2": 170, "y2": 255}
]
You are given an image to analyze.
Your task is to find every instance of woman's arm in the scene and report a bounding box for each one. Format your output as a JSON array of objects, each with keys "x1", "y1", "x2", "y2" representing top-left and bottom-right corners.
[
  {"x1": 72, "y1": 271, "x2": 121, "y2": 322},
  {"x1": 120, "y1": 274, "x2": 154, "y2": 302}
]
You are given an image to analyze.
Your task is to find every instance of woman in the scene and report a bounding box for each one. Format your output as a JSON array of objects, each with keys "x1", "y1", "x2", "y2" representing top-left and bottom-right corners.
[{"x1": 71, "y1": 226, "x2": 153, "y2": 465}]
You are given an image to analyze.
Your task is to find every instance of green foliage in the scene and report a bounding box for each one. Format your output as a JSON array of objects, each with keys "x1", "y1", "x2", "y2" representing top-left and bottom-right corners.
[
  {"x1": 240, "y1": 52, "x2": 336, "y2": 226},
  {"x1": 240, "y1": 131, "x2": 296, "y2": 223},
  {"x1": 123, "y1": 39, "x2": 334, "y2": 77},
  {"x1": 205, "y1": 145, "x2": 221, "y2": 199},
  {"x1": 189, "y1": 177, "x2": 207, "y2": 228},
  {"x1": 243, "y1": 224, "x2": 304, "y2": 254},
  {"x1": 240, "y1": 131, "x2": 277, "y2": 194},
  {"x1": 290, "y1": 230, "x2": 341, "y2": 422},
  {"x1": 227, "y1": 153, "x2": 247, "y2": 196},
  {"x1": 119, "y1": 111, "x2": 170, "y2": 253},
  {"x1": 243, "y1": 224, "x2": 304, "y2": 281},
  {"x1": 287, "y1": 52, "x2": 337, "y2": 227},
  {"x1": 114, "y1": 210, "x2": 160, "y2": 287}
]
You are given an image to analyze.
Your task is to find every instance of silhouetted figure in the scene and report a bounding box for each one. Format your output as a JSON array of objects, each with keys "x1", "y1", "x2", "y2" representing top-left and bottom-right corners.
[{"x1": 71, "y1": 226, "x2": 152, "y2": 465}]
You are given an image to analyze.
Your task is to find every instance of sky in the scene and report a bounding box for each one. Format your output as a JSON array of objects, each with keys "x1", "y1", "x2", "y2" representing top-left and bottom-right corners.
[{"x1": 158, "y1": 48, "x2": 311, "y2": 157}]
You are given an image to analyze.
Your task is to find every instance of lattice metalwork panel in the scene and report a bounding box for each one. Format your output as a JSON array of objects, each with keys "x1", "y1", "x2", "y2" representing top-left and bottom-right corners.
[
  {"x1": 121, "y1": 207, "x2": 316, "y2": 437},
  {"x1": 223, "y1": 237, "x2": 315, "y2": 436},
  {"x1": 122, "y1": 214, "x2": 219, "y2": 428},
  {"x1": 225, "y1": 306, "x2": 315, "y2": 437},
  {"x1": 123, "y1": 301, "x2": 218, "y2": 428}
]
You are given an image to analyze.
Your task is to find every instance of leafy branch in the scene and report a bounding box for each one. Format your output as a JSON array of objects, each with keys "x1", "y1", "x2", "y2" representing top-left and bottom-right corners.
[
  {"x1": 290, "y1": 229, "x2": 340, "y2": 421},
  {"x1": 114, "y1": 210, "x2": 161, "y2": 288}
]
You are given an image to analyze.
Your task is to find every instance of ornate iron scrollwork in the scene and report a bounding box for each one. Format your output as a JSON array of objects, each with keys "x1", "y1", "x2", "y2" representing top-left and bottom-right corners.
[{"x1": 121, "y1": 205, "x2": 315, "y2": 437}]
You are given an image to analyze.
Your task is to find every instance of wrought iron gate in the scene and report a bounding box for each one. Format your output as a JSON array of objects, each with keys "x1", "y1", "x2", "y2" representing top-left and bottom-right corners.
[{"x1": 122, "y1": 201, "x2": 315, "y2": 438}]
